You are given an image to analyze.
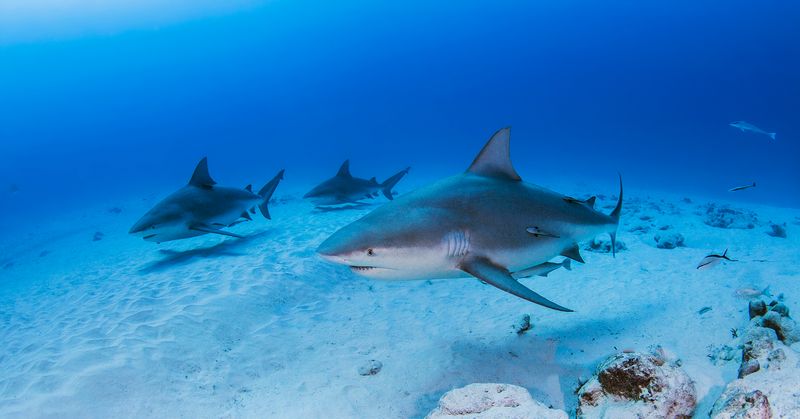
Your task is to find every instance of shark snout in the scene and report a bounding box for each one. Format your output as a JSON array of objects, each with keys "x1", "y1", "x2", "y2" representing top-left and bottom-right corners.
[{"x1": 129, "y1": 221, "x2": 147, "y2": 235}]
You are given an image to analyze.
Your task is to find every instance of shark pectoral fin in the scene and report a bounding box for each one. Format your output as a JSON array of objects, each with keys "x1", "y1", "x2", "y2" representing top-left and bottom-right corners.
[
  {"x1": 460, "y1": 257, "x2": 573, "y2": 312},
  {"x1": 189, "y1": 225, "x2": 244, "y2": 239},
  {"x1": 560, "y1": 244, "x2": 585, "y2": 263}
]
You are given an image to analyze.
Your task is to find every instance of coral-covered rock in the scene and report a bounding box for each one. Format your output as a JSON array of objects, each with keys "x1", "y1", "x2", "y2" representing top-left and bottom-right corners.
[
  {"x1": 576, "y1": 351, "x2": 696, "y2": 418},
  {"x1": 584, "y1": 236, "x2": 628, "y2": 253},
  {"x1": 766, "y1": 223, "x2": 787, "y2": 238},
  {"x1": 704, "y1": 204, "x2": 758, "y2": 229},
  {"x1": 654, "y1": 233, "x2": 685, "y2": 249},
  {"x1": 713, "y1": 299, "x2": 800, "y2": 417},
  {"x1": 426, "y1": 383, "x2": 567, "y2": 419},
  {"x1": 761, "y1": 312, "x2": 800, "y2": 345},
  {"x1": 710, "y1": 387, "x2": 772, "y2": 419}
]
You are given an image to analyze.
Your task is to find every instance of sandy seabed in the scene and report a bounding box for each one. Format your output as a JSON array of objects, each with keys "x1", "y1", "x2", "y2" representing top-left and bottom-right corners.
[{"x1": 0, "y1": 185, "x2": 798, "y2": 418}]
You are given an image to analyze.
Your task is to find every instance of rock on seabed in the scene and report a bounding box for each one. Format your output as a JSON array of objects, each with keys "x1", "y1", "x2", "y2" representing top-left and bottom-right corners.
[
  {"x1": 576, "y1": 351, "x2": 696, "y2": 418},
  {"x1": 426, "y1": 383, "x2": 567, "y2": 419}
]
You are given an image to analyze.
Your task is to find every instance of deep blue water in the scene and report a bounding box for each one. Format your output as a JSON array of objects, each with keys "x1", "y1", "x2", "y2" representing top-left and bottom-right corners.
[{"x1": 1, "y1": 0, "x2": 799, "y2": 224}]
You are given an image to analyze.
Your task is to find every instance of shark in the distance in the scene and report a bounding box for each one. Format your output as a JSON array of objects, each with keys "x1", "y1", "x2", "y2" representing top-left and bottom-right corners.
[
  {"x1": 129, "y1": 158, "x2": 284, "y2": 243},
  {"x1": 317, "y1": 128, "x2": 622, "y2": 312},
  {"x1": 304, "y1": 160, "x2": 410, "y2": 206},
  {"x1": 730, "y1": 121, "x2": 776, "y2": 140}
]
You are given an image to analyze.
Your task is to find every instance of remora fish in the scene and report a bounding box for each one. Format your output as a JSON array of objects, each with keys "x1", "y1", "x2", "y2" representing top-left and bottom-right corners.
[
  {"x1": 729, "y1": 121, "x2": 776, "y2": 140},
  {"x1": 304, "y1": 160, "x2": 410, "y2": 206},
  {"x1": 129, "y1": 158, "x2": 284, "y2": 243},
  {"x1": 729, "y1": 182, "x2": 756, "y2": 192},
  {"x1": 513, "y1": 259, "x2": 572, "y2": 279},
  {"x1": 317, "y1": 128, "x2": 623, "y2": 311},
  {"x1": 696, "y1": 249, "x2": 736, "y2": 270}
]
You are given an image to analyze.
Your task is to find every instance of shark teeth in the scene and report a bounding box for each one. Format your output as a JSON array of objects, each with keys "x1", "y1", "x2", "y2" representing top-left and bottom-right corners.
[{"x1": 350, "y1": 266, "x2": 376, "y2": 271}]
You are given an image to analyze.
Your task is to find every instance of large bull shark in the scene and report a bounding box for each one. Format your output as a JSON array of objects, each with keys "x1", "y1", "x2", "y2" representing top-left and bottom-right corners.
[
  {"x1": 303, "y1": 160, "x2": 410, "y2": 206},
  {"x1": 317, "y1": 128, "x2": 622, "y2": 312},
  {"x1": 129, "y1": 158, "x2": 284, "y2": 243}
]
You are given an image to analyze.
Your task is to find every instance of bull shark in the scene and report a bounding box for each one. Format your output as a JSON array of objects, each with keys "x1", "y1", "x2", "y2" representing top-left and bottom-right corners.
[
  {"x1": 317, "y1": 127, "x2": 622, "y2": 312},
  {"x1": 730, "y1": 121, "x2": 776, "y2": 140},
  {"x1": 129, "y1": 158, "x2": 284, "y2": 243},
  {"x1": 303, "y1": 160, "x2": 410, "y2": 206}
]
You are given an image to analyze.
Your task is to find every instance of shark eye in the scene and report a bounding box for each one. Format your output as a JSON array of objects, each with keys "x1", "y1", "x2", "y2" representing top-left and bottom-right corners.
[{"x1": 367, "y1": 248, "x2": 375, "y2": 256}]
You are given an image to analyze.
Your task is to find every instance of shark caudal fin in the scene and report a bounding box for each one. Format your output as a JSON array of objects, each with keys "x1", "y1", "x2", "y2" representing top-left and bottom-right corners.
[
  {"x1": 769, "y1": 132, "x2": 776, "y2": 140},
  {"x1": 257, "y1": 169, "x2": 285, "y2": 219},
  {"x1": 609, "y1": 174, "x2": 623, "y2": 257},
  {"x1": 380, "y1": 167, "x2": 410, "y2": 200}
]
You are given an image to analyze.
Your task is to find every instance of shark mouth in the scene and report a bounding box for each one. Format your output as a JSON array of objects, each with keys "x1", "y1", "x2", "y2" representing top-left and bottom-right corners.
[
  {"x1": 143, "y1": 234, "x2": 157, "y2": 240},
  {"x1": 350, "y1": 265, "x2": 377, "y2": 272}
]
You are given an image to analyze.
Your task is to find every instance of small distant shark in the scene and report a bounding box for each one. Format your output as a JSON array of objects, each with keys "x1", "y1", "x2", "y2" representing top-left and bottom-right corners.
[
  {"x1": 729, "y1": 182, "x2": 756, "y2": 192},
  {"x1": 317, "y1": 128, "x2": 623, "y2": 311},
  {"x1": 304, "y1": 160, "x2": 410, "y2": 206},
  {"x1": 130, "y1": 158, "x2": 284, "y2": 243},
  {"x1": 730, "y1": 121, "x2": 776, "y2": 140},
  {"x1": 696, "y1": 249, "x2": 736, "y2": 270}
]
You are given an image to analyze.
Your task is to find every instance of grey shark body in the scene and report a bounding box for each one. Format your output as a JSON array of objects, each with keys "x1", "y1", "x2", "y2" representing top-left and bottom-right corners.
[
  {"x1": 730, "y1": 121, "x2": 776, "y2": 140},
  {"x1": 304, "y1": 160, "x2": 409, "y2": 206},
  {"x1": 130, "y1": 158, "x2": 284, "y2": 243},
  {"x1": 317, "y1": 128, "x2": 622, "y2": 311}
]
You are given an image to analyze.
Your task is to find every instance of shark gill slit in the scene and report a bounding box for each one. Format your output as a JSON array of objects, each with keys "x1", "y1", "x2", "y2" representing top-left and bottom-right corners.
[{"x1": 446, "y1": 231, "x2": 470, "y2": 258}]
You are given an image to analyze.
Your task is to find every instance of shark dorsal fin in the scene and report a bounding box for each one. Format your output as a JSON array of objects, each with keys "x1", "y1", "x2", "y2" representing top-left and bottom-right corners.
[
  {"x1": 466, "y1": 127, "x2": 521, "y2": 181},
  {"x1": 336, "y1": 160, "x2": 352, "y2": 177},
  {"x1": 244, "y1": 184, "x2": 253, "y2": 192},
  {"x1": 189, "y1": 157, "x2": 217, "y2": 188},
  {"x1": 369, "y1": 177, "x2": 378, "y2": 185}
]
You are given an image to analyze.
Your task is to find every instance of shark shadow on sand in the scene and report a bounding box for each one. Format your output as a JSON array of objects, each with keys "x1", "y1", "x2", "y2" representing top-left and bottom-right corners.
[{"x1": 139, "y1": 231, "x2": 272, "y2": 274}]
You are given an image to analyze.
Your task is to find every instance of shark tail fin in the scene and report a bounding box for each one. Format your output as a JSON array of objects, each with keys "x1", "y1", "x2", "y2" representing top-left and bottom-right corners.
[
  {"x1": 257, "y1": 169, "x2": 285, "y2": 220},
  {"x1": 769, "y1": 132, "x2": 776, "y2": 140},
  {"x1": 380, "y1": 167, "x2": 410, "y2": 200},
  {"x1": 609, "y1": 173, "x2": 623, "y2": 257}
]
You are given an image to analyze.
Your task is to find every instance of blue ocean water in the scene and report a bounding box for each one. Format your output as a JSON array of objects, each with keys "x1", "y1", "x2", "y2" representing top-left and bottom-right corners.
[
  {"x1": 1, "y1": 1, "x2": 799, "y2": 417},
  {"x1": 1, "y1": 0, "x2": 798, "y2": 221}
]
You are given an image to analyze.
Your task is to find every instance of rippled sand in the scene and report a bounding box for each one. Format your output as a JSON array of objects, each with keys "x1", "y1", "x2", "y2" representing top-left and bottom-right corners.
[{"x1": 1, "y1": 189, "x2": 797, "y2": 418}]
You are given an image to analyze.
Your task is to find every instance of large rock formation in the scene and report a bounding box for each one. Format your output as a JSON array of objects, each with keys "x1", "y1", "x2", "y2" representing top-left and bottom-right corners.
[
  {"x1": 426, "y1": 383, "x2": 567, "y2": 419},
  {"x1": 576, "y1": 350, "x2": 696, "y2": 418},
  {"x1": 711, "y1": 299, "x2": 800, "y2": 418}
]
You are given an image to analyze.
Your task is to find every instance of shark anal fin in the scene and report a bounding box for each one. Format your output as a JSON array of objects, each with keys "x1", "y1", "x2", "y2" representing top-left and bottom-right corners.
[
  {"x1": 526, "y1": 226, "x2": 560, "y2": 238},
  {"x1": 241, "y1": 211, "x2": 253, "y2": 221},
  {"x1": 466, "y1": 127, "x2": 521, "y2": 182},
  {"x1": 189, "y1": 225, "x2": 244, "y2": 239},
  {"x1": 188, "y1": 157, "x2": 217, "y2": 188},
  {"x1": 460, "y1": 257, "x2": 573, "y2": 312},
  {"x1": 560, "y1": 244, "x2": 585, "y2": 263}
]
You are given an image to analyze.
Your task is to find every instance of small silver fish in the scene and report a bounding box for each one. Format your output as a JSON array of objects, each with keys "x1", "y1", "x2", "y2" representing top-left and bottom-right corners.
[
  {"x1": 697, "y1": 249, "x2": 736, "y2": 270},
  {"x1": 734, "y1": 285, "x2": 771, "y2": 299},
  {"x1": 729, "y1": 182, "x2": 756, "y2": 192},
  {"x1": 730, "y1": 121, "x2": 776, "y2": 140}
]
